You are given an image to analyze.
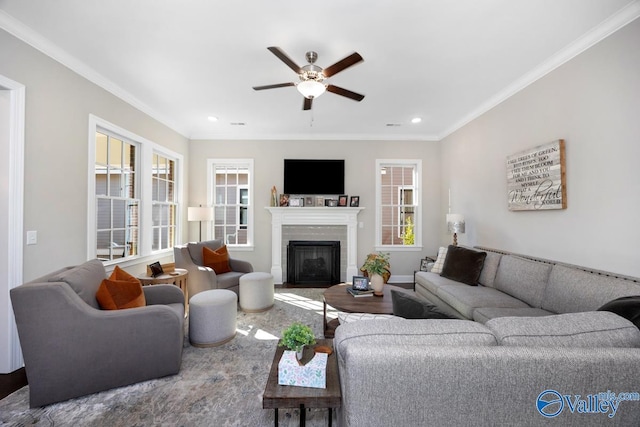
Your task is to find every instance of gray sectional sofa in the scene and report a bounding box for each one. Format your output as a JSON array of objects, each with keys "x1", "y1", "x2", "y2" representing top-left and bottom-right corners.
[
  {"x1": 414, "y1": 246, "x2": 640, "y2": 322},
  {"x1": 334, "y1": 247, "x2": 640, "y2": 426}
]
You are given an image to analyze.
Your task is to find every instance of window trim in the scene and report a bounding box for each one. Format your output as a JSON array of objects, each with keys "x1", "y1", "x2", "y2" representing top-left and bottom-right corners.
[
  {"x1": 151, "y1": 152, "x2": 178, "y2": 252},
  {"x1": 88, "y1": 114, "x2": 184, "y2": 266},
  {"x1": 207, "y1": 158, "x2": 255, "y2": 250},
  {"x1": 375, "y1": 159, "x2": 422, "y2": 251}
]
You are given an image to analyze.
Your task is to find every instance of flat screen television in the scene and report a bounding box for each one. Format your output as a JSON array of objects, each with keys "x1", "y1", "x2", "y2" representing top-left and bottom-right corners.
[{"x1": 284, "y1": 159, "x2": 345, "y2": 195}]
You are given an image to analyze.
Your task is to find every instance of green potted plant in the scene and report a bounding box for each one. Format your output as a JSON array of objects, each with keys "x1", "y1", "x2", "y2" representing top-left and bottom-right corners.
[
  {"x1": 361, "y1": 252, "x2": 391, "y2": 296},
  {"x1": 279, "y1": 322, "x2": 316, "y2": 360}
]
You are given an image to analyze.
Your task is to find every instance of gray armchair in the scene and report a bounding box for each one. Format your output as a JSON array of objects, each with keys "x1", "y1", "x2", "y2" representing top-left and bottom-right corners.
[
  {"x1": 10, "y1": 259, "x2": 184, "y2": 407},
  {"x1": 173, "y1": 239, "x2": 253, "y2": 298}
]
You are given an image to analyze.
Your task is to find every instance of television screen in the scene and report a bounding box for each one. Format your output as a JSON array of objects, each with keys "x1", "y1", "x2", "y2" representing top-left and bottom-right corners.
[{"x1": 284, "y1": 159, "x2": 345, "y2": 195}]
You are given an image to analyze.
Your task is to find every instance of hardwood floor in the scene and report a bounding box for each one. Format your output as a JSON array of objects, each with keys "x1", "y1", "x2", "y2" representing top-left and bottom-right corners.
[{"x1": 0, "y1": 368, "x2": 27, "y2": 400}]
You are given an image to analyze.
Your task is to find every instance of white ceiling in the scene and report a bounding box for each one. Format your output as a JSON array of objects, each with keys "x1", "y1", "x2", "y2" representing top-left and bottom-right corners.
[{"x1": 1, "y1": 0, "x2": 639, "y2": 141}]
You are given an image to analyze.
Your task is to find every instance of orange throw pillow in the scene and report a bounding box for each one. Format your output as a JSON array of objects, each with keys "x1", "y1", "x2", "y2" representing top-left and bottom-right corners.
[
  {"x1": 96, "y1": 266, "x2": 146, "y2": 310},
  {"x1": 203, "y1": 245, "x2": 232, "y2": 274}
]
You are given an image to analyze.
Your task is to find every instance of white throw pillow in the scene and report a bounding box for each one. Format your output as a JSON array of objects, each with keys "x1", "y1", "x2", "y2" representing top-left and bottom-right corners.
[{"x1": 430, "y1": 246, "x2": 448, "y2": 274}]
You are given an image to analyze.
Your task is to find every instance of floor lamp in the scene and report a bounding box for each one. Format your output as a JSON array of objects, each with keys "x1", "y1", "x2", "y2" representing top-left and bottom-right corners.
[{"x1": 188, "y1": 206, "x2": 214, "y2": 242}]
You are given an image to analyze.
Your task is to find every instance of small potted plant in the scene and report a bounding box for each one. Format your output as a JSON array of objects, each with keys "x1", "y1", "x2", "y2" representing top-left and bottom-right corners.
[
  {"x1": 279, "y1": 322, "x2": 316, "y2": 360},
  {"x1": 361, "y1": 252, "x2": 391, "y2": 296}
]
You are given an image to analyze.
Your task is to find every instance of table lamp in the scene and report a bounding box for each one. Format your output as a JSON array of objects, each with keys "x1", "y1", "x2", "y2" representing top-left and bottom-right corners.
[{"x1": 446, "y1": 214, "x2": 465, "y2": 246}]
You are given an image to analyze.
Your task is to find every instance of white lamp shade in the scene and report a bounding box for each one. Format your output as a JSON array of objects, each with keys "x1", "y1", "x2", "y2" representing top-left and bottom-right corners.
[
  {"x1": 296, "y1": 80, "x2": 326, "y2": 99},
  {"x1": 446, "y1": 213, "x2": 465, "y2": 234},
  {"x1": 188, "y1": 207, "x2": 214, "y2": 222}
]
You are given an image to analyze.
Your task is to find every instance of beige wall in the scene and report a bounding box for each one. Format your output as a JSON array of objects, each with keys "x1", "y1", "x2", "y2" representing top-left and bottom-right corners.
[
  {"x1": 439, "y1": 18, "x2": 640, "y2": 277},
  {"x1": 1, "y1": 29, "x2": 190, "y2": 280},
  {"x1": 187, "y1": 139, "x2": 441, "y2": 278}
]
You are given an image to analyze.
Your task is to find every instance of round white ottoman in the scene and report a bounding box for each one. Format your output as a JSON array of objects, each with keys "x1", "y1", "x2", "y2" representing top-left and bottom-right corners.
[
  {"x1": 239, "y1": 272, "x2": 274, "y2": 313},
  {"x1": 189, "y1": 289, "x2": 237, "y2": 347}
]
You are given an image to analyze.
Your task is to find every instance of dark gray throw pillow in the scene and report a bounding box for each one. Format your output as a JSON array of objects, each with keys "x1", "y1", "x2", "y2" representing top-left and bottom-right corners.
[
  {"x1": 598, "y1": 296, "x2": 640, "y2": 330},
  {"x1": 440, "y1": 245, "x2": 487, "y2": 285},
  {"x1": 391, "y1": 290, "x2": 456, "y2": 319}
]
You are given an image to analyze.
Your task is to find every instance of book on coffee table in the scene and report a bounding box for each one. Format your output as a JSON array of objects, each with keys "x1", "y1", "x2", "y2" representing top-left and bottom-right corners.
[{"x1": 346, "y1": 286, "x2": 374, "y2": 298}]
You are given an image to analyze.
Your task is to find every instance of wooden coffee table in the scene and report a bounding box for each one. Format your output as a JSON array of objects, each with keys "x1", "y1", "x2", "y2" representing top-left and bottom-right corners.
[
  {"x1": 323, "y1": 283, "x2": 411, "y2": 338},
  {"x1": 263, "y1": 339, "x2": 340, "y2": 427}
]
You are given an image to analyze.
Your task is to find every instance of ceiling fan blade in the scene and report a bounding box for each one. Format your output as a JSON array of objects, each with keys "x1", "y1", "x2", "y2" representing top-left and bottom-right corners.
[
  {"x1": 322, "y1": 52, "x2": 363, "y2": 78},
  {"x1": 326, "y1": 85, "x2": 365, "y2": 101},
  {"x1": 267, "y1": 47, "x2": 303, "y2": 74},
  {"x1": 253, "y1": 82, "x2": 295, "y2": 91},
  {"x1": 303, "y1": 97, "x2": 313, "y2": 110}
]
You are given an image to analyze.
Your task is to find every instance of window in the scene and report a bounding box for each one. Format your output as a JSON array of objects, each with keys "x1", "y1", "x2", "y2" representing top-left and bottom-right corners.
[
  {"x1": 208, "y1": 159, "x2": 254, "y2": 248},
  {"x1": 88, "y1": 115, "x2": 182, "y2": 264},
  {"x1": 376, "y1": 160, "x2": 422, "y2": 249},
  {"x1": 94, "y1": 131, "x2": 139, "y2": 260},
  {"x1": 151, "y1": 153, "x2": 177, "y2": 251}
]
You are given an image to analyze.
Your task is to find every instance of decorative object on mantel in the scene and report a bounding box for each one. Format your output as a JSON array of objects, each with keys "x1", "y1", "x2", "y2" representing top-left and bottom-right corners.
[
  {"x1": 350, "y1": 196, "x2": 359, "y2": 207},
  {"x1": 338, "y1": 195, "x2": 348, "y2": 206},
  {"x1": 289, "y1": 197, "x2": 303, "y2": 207},
  {"x1": 360, "y1": 252, "x2": 391, "y2": 296},
  {"x1": 325, "y1": 199, "x2": 338, "y2": 207},
  {"x1": 187, "y1": 205, "x2": 214, "y2": 242},
  {"x1": 507, "y1": 139, "x2": 566, "y2": 211},
  {"x1": 446, "y1": 214, "x2": 465, "y2": 246},
  {"x1": 279, "y1": 322, "x2": 316, "y2": 361},
  {"x1": 270, "y1": 186, "x2": 278, "y2": 207},
  {"x1": 279, "y1": 194, "x2": 289, "y2": 207}
]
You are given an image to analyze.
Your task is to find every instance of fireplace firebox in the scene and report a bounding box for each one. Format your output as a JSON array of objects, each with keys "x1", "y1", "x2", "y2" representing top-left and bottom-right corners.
[{"x1": 287, "y1": 241, "x2": 340, "y2": 285}]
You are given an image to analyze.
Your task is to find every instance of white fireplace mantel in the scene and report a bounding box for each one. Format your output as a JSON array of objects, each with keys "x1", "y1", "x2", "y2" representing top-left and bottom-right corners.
[{"x1": 266, "y1": 207, "x2": 364, "y2": 284}]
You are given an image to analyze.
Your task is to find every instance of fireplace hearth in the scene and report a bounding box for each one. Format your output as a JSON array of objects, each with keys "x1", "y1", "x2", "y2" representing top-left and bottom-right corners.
[{"x1": 287, "y1": 240, "x2": 340, "y2": 286}]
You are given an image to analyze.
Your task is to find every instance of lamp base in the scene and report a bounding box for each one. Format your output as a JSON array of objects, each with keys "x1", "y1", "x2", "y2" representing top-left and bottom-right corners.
[{"x1": 453, "y1": 233, "x2": 458, "y2": 246}]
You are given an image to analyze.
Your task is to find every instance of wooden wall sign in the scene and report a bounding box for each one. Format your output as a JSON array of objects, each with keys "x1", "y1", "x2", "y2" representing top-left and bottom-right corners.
[{"x1": 507, "y1": 139, "x2": 566, "y2": 211}]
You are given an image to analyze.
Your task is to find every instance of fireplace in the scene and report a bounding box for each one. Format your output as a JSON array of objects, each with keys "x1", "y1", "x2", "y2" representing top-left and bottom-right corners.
[
  {"x1": 287, "y1": 241, "x2": 340, "y2": 285},
  {"x1": 266, "y1": 207, "x2": 364, "y2": 284}
]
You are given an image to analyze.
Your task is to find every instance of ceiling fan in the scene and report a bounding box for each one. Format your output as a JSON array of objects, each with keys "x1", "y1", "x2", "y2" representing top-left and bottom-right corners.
[{"x1": 253, "y1": 46, "x2": 365, "y2": 110}]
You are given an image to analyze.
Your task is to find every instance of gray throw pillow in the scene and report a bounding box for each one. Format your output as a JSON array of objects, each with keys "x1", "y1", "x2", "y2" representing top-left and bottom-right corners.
[
  {"x1": 391, "y1": 290, "x2": 456, "y2": 319},
  {"x1": 440, "y1": 245, "x2": 487, "y2": 285}
]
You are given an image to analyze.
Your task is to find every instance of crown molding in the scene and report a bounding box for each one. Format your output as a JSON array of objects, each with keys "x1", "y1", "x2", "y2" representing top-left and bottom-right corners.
[
  {"x1": 188, "y1": 131, "x2": 440, "y2": 142},
  {"x1": 0, "y1": 10, "x2": 189, "y2": 138},
  {"x1": 438, "y1": 0, "x2": 640, "y2": 140}
]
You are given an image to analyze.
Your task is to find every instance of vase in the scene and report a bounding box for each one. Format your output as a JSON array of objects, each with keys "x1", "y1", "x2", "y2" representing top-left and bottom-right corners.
[
  {"x1": 370, "y1": 273, "x2": 385, "y2": 296},
  {"x1": 296, "y1": 346, "x2": 305, "y2": 361}
]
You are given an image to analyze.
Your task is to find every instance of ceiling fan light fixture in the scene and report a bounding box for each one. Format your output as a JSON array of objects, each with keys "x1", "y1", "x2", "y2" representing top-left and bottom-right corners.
[{"x1": 297, "y1": 80, "x2": 326, "y2": 99}]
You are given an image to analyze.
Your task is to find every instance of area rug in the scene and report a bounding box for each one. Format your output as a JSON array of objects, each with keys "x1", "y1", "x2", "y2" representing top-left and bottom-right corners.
[{"x1": 0, "y1": 288, "x2": 339, "y2": 426}]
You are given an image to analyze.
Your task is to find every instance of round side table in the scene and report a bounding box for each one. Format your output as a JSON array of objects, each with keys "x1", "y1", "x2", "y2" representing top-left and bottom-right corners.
[{"x1": 137, "y1": 268, "x2": 188, "y2": 304}]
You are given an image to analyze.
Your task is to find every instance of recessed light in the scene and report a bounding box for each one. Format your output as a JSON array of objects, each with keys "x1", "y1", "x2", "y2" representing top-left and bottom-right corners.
[
  {"x1": 411, "y1": 117, "x2": 422, "y2": 124},
  {"x1": 207, "y1": 116, "x2": 218, "y2": 122}
]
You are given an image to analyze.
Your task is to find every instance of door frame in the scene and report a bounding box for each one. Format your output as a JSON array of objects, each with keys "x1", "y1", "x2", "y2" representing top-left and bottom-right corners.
[{"x1": 0, "y1": 74, "x2": 25, "y2": 373}]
